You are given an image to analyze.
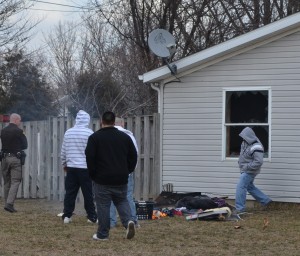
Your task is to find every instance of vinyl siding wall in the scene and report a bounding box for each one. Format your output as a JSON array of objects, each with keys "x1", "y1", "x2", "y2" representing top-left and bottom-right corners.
[{"x1": 162, "y1": 31, "x2": 300, "y2": 203}]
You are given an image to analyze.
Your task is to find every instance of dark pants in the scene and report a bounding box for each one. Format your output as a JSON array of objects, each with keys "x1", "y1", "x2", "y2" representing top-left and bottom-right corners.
[
  {"x1": 94, "y1": 183, "x2": 132, "y2": 239},
  {"x1": 63, "y1": 168, "x2": 97, "y2": 220}
]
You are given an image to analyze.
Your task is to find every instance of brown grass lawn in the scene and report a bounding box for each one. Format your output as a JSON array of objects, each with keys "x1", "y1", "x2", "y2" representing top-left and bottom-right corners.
[{"x1": 0, "y1": 199, "x2": 300, "y2": 256}]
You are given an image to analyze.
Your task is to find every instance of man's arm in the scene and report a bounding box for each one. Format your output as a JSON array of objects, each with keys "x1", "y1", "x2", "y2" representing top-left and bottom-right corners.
[
  {"x1": 249, "y1": 151, "x2": 264, "y2": 170},
  {"x1": 85, "y1": 135, "x2": 97, "y2": 178},
  {"x1": 60, "y1": 135, "x2": 67, "y2": 167},
  {"x1": 248, "y1": 144, "x2": 264, "y2": 170},
  {"x1": 127, "y1": 139, "x2": 138, "y2": 173}
]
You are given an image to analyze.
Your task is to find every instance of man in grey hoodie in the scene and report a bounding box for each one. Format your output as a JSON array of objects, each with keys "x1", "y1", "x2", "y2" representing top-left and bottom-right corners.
[
  {"x1": 61, "y1": 110, "x2": 97, "y2": 224},
  {"x1": 235, "y1": 127, "x2": 272, "y2": 213}
]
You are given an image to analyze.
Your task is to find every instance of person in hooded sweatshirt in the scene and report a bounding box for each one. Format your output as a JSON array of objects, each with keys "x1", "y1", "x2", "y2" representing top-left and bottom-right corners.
[
  {"x1": 235, "y1": 127, "x2": 272, "y2": 213},
  {"x1": 61, "y1": 110, "x2": 97, "y2": 224},
  {"x1": 109, "y1": 117, "x2": 139, "y2": 228}
]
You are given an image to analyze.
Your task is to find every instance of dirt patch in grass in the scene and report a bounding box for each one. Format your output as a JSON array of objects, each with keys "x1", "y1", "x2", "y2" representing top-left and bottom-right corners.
[{"x1": 0, "y1": 199, "x2": 300, "y2": 256}]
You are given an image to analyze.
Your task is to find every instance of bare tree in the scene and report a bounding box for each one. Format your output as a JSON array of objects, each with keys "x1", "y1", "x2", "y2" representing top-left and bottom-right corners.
[
  {"x1": 90, "y1": 0, "x2": 300, "y2": 59},
  {"x1": 45, "y1": 20, "x2": 132, "y2": 117},
  {"x1": 44, "y1": 0, "x2": 300, "y2": 116},
  {"x1": 287, "y1": 0, "x2": 300, "y2": 14},
  {"x1": 45, "y1": 21, "x2": 83, "y2": 116},
  {"x1": 0, "y1": 0, "x2": 38, "y2": 54}
]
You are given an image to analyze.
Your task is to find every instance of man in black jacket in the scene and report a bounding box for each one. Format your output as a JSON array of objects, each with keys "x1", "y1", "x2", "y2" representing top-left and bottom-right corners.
[
  {"x1": 85, "y1": 111, "x2": 137, "y2": 240},
  {"x1": 0, "y1": 113, "x2": 27, "y2": 213}
]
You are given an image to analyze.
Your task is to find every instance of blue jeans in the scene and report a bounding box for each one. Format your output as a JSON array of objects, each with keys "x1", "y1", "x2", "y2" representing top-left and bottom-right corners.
[
  {"x1": 235, "y1": 172, "x2": 271, "y2": 212},
  {"x1": 94, "y1": 183, "x2": 132, "y2": 239},
  {"x1": 110, "y1": 174, "x2": 137, "y2": 227}
]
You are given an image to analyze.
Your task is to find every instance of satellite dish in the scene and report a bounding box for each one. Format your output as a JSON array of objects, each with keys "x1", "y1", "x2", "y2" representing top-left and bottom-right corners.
[
  {"x1": 148, "y1": 29, "x2": 176, "y2": 58},
  {"x1": 148, "y1": 29, "x2": 177, "y2": 75}
]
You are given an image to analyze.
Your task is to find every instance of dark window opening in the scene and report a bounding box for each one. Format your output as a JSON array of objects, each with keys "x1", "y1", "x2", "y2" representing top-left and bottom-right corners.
[{"x1": 225, "y1": 90, "x2": 269, "y2": 158}]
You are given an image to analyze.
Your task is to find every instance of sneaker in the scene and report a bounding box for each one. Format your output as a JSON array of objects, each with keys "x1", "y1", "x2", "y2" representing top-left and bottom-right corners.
[
  {"x1": 232, "y1": 209, "x2": 247, "y2": 215},
  {"x1": 262, "y1": 200, "x2": 274, "y2": 211},
  {"x1": 87, "y1": 218, "x2": 98, "y2": 224},
  {"x1": 92, "y1": 234, "x2": 108, "y2": 241},
  {"x1": 4, "y1": 204, "x2": 17, "y2": 213},
  {"x1": 125, "y1": 221, "x2": 135, "y2": 239},
  {"x1": 63, "y1": 217, "x2": 72, "y2": 224}
]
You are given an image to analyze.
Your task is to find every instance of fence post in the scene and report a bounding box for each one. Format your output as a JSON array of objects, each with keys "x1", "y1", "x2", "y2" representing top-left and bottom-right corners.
[
  {"x1": 52, "y1": 117, "x2": 58, "y2": 200},
  {"x1": 133, "y1": 116, "x2": 142, "y2": 200},
  {"x1": 143, "y1": 116, "x2": 151, "y2": 200},
  {"x1": 31, "y1": 121, "x2": 38, "y2": 198},
  {"x1": 46, "y1": 117, "x2": 52, "y2": 200},
  {"x1": 22, "y1": 122, "x2": 30, "y2": 198}
]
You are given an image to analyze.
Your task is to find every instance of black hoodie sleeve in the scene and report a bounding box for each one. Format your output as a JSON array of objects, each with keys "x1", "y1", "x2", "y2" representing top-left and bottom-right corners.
[
  {"x1": 85, "y1": 135, "x2": 97, "y2": 179},
  {"x1": 127, "y1": 139, "x2": 138, "y2": 173}
]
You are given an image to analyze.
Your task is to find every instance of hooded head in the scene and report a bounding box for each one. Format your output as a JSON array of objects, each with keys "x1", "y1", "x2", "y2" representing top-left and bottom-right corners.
[
  {"x1": 239, "y1": 127, "x2": 259, "y2": 145},
  {"x1": 75, "y1": 110, "x2": 90, "y2": 128}
]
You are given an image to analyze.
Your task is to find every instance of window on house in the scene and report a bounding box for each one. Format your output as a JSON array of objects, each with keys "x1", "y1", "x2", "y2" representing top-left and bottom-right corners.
[{"x1": 223, "y1": 88, "x2": 270, "y2": 158}]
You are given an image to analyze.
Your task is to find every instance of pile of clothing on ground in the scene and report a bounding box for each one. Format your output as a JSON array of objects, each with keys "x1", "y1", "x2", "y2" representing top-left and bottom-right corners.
[{"x1": 153, "y1": 192, "x2": 235, "y2": 221}]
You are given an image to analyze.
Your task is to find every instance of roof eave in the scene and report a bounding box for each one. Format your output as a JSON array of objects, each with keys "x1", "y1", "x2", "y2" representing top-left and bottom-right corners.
[{"x1": 140, "y1": 13, "x2": 300, "y2": 84}]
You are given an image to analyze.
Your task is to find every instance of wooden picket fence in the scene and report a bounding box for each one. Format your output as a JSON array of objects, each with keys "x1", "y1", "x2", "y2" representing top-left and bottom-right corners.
[{"x1": 0, "y1": 114, "x2": 160, "y2": 202}]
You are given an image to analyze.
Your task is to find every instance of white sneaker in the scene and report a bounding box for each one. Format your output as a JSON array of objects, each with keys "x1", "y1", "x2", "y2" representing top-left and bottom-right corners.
[
  {"x1": 87, "y1": 219, "x2": 98, "y2": 224},
  {"x1": 92, "y1": 234, "x2": 108, "y2": 241},
  {"x1": 63, "y1": 217, "x2": 72, "y2": 224},
  {"x1": 125, "y1": 221, "x2": 135, "y2": 239}
]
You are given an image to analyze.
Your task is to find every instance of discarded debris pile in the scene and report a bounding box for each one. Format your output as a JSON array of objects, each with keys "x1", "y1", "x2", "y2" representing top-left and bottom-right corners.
[
  {"x1": 154, "y1": 191, "x2": 203, "y2": 207},
  {"x1": 153, "y1": 192, "x2": 235, "y2": 221}
]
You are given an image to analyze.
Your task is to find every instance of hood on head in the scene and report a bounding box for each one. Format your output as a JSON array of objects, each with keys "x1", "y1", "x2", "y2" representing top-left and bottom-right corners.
[
  {"x1": 75, "y1": 110, "x2": 90, "y2": 127},
  {"x1": 239, "y1": 127, "x2": 258, "y2": 144}
]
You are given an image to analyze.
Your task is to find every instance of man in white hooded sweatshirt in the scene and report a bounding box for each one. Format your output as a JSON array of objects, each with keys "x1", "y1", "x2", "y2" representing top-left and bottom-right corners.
[
  {"x1": 110, "y1": 117, "x2": 139, "y2": 228},
  {"x1": 61, "y1": 110, "x2": 97, "y2": 224}
]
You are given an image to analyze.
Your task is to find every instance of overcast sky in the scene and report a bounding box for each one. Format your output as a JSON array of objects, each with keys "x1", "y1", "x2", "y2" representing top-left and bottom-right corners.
[{"x1": 27, "y1": 0, "x2": 90, "y2": 49}]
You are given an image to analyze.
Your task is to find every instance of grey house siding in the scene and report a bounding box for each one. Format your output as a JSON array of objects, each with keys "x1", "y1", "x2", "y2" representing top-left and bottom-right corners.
[{"x1": 162, "y1": 31, "x2": 300, "y2": 203}]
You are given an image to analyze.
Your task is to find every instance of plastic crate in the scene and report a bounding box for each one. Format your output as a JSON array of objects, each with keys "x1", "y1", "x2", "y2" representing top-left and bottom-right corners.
[{"x1": 135, "y1": 201, "x2": 154, "y2": 220}]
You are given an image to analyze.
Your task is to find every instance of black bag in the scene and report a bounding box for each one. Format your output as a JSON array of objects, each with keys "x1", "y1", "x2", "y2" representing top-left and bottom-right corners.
[{"x1": 175, "y1": 196, "x2": 218, "y2": 210}]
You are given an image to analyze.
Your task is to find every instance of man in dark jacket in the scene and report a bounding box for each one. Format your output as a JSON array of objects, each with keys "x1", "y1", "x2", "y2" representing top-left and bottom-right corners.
[
  {"x1": 0, "y1": 113, "x2": 27, "y2": 212},
  {"x1": 85, "y1": 111, "x2": 137, "y2": 241}
]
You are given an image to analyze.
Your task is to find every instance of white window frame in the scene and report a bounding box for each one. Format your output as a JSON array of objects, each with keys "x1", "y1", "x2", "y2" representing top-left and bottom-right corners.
[{"x1": 222, "y1": 86, "x2": 272, "y2": 161}]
